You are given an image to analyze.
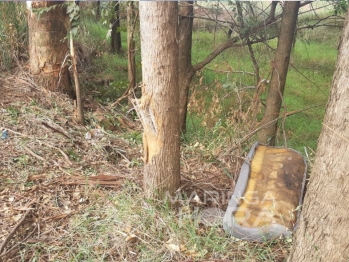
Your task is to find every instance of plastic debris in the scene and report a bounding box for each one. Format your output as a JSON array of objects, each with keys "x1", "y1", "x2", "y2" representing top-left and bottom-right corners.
[{"x1": 1, "y1": 130, "x2": 9, "y2": 140}]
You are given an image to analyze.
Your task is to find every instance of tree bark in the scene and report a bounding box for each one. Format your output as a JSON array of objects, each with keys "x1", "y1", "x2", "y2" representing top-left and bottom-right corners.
[
  {"x1": 27, "y1": 1, "x2": 74, "y2": 98},
  {"x1": 288, "y1": 11, "x2": 349, "y2": 261},
  {"x1": 111, "y1": 1, "x2": 122, "y2": 54},
  {"x1": 178, "y1": 1, "x2": 195, "y2": 134},
  {"x1": 258, "y1": 1, "x2": 300, "y2": 145},
  {"x1": 137, "y1": 2, "x2": 180, "y2": 198}
]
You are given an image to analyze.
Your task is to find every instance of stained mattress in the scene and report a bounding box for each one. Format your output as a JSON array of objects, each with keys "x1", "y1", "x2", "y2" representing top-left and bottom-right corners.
[{"x1": 223, "y1": 142, "x2": 307, "y2": 241}]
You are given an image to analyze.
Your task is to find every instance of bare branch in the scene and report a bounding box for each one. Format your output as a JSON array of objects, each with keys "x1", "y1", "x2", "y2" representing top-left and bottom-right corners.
[{"x1": 190, "y1": 0, "x2": 325, "y2": 74}]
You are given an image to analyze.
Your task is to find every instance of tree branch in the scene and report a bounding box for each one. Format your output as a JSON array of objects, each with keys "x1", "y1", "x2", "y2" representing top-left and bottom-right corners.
[{"x1": 191, "y1": 0, "x2": 317, "y2": 73}]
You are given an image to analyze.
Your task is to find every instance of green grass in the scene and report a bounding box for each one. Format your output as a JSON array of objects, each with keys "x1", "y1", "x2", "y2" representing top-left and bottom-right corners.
[
  {"x1": 77, "y1": 16, "x2": 141, "y2": 104},
  {"x1": 187, "y1": 26, "x2": 339, "y2": 153},
  {"x1": 42, "y1": 183, "x2": 290, "y2": 261}
]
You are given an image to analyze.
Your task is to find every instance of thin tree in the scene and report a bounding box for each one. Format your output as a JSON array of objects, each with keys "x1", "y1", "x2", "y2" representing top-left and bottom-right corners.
[
  {"x1": 178, "y1": 1, "x2": 194, "y2": 134},
  {"x1": 126, "y1": 1, "x2": 137, "y2": 107},
  {"x1": 258, "y1": 1, "x2": 300, "y2": 145},
  {"x1": 136, "y1": 2, "x2": 180, "y2": 198},
  {"x1": 109, "y1": 2, "x2": 137, "y2": 108},
  {"x1": 95, "y1": 1, "x2": 100, "y2": 21},
  {"x1": 288, "y1": 10, "x2": 349, "y2": 261},
  {"x1": 69, "y1": 31, "x2": 84, "y2": 124},
  {"x1": 111, "y1": 1, "x2": 122, "y2": 54},
  {"x1": 27, "y1": 1, "x2": 74, "y2": 98}
]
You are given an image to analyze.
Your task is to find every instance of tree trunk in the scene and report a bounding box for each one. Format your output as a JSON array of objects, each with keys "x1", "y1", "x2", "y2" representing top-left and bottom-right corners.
[
  {"x1": 69, "y1": 31, "x2": 84, "y2": 125},
  {"x1": 27, "y1": 1, "x2": 74, "y2": 98},
  {"x1": 178, "y1": 1, "x2": 195, "y2": 134},
  {"x1": 95, "y1": 1, "x2": 100, "y2": 21},
  {"x1": 111, "y1": 1, "x2": 122, "y2": 54},
  {"x1": 127, "y1": 1, "x2": 136, "y2": 108},
  {"x1": 258, "y1": 1, "x2": 300, "y2": 145},
  {"x1": 137, "y1": 2, "x2": 180, "y2": 198},
  {"x1": 288, "y1": 11, "x2": 349, "y2": 261}
]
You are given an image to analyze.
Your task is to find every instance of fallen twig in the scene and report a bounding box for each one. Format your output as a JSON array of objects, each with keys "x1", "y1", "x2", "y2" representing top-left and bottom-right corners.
[
  {"x1": 0, "y1": 199, "x2": 36, "y2": 254},
  {"x1": 23, "y1": 146, "x2": 46, "y2": 162},
  {"x1": 61, "y1": 174, "x2": 123, "y2": 186},
  {"x1": 0, "y1": 225, "x2": 37, "y2": 259},
  {"x1": 41, "y1": 121, "x2": 71, "y2": 139},
  {"x1": 41, "y1": 141, "x2": 73, "y2": 166}
]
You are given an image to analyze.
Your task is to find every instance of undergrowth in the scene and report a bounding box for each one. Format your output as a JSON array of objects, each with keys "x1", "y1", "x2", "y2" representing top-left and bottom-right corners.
[{"x1": 57, "y1": 183, "x2": 292, "y2": 261}]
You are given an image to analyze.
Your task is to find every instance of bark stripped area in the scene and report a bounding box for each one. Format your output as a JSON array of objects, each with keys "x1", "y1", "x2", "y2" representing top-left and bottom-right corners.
[
  {"x1": 27, "y1": 1, "x2": 74, "y2": 98},
  {"x1": 137, "y1": 2, "x2": 180, "y2": 198},
  {"x1": 288, "y1": 11, "x2": 349, "y2": 262}
]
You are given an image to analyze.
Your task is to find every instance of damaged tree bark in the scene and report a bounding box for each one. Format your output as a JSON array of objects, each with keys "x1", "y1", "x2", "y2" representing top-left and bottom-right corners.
[
  {"x1": 137, "y1": 2, "x2": 180, "y2": 198},
  {"x1": 27, "y1": 1, "x2": 74, "y2": 98}
]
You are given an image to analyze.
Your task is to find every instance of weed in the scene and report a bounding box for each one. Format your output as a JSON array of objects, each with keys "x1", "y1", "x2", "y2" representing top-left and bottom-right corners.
[
  {"x1": 7, "y1": 105, "x2": 20, "y2": 119},
  {"x1": 123, "y1": 131, "x2": 142, "y2": 145},
  {"x1": 67, "y1": 149, "x2": 81, "y2": 162}
]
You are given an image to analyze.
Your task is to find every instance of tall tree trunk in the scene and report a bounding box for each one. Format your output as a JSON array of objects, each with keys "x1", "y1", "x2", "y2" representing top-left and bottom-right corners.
[
  {"x1": 258, "y1": 1, "x2": 300, "y2": 145},
  {"x1": 27, "y1": 1, "x2": 74, "y2": 98},
  {"x1": 137, "y1": 2, "x2": 180, "y2": 198},
  {"x1": 111, "y1": 1, "x2": 122, "y2": 54},
  {"x1": 127, "y1": 1, "x2": 136, "y2": 107},
  {"x1": 178, "y1": 1, "x2": 195, "y2": 134},
  {"x1": 288, "y1": 11, "x2": 349, "y2": 261}
]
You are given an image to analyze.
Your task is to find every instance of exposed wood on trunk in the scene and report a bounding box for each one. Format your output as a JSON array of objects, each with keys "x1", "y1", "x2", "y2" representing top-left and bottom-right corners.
[
  {"x1": 137, "y1": 2, "x2": 180, "y2": 198},
  {"x1": 27, "y1": 1, "x2": 74, "y2": 98}
]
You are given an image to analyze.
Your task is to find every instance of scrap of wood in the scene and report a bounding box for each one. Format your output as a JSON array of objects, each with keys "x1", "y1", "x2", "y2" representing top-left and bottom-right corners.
[
  {"x1": 40, "y1": 141, "x2": 73, "y2": 166},
  {"x1": 42, "y1": 212, "x2": 77, "y2": 222},
  {"x1": 41, "y1": 121, "x2": 71, "y2": 139},
  {"x1": 0, "y1": 199, "x2": 36, "y2": 254},
  {"x1": 61, "y1": 175, "x2": 123, "y2": 186},
  {"x1": 23, "y1": 146, "x2": 46, "y2": 162},
  {"x1": 27, "y1": 174, "x2": 48, "y2": 181}
]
